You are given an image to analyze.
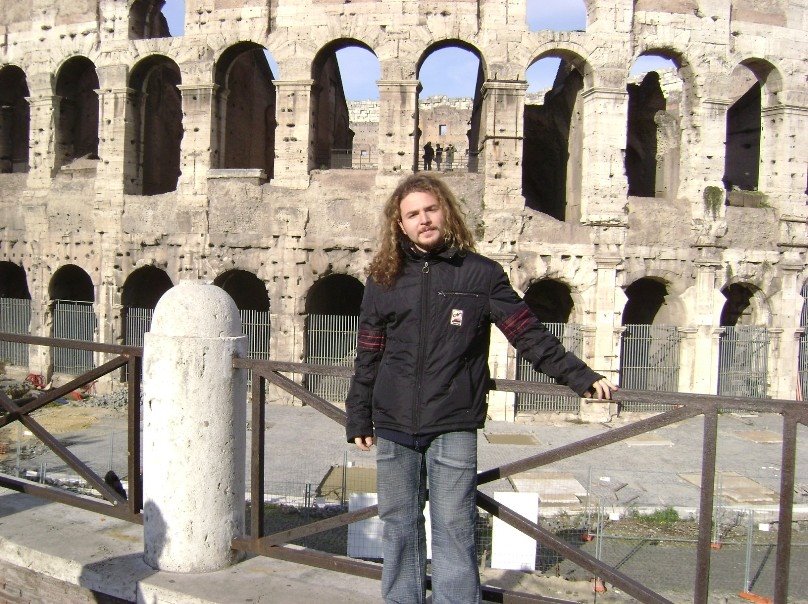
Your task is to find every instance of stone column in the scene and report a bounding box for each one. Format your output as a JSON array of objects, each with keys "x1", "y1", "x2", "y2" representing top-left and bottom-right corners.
[
  {"x1": 689, "y1": 254, "x2": 725, "y2": 394},
  {"x1": 676, "y1": 327, "x2": 698, "y2": 393},
  {"x1": 591, "y1": 256, "x2": 623, "y2": 382},
  {"x1": 177, "y1": 83, "x2": 220, "y2": 198},
  {"x1": 682, "y1": 98, "x2": 730, "y2": 210},
  {"x1": 25, "y1": 93, "x2": 58, "y2": 188},
  {"x1": 769, "y1": 258, "x2": 805, "y2": 399},
  {"x1": 272, "y1": 79, "x2": 314, "y2": 189},
  {"x1": 95, "y1": 85, "x2": 137, "y2": 198},
  {"x1": 376, "y1": 80, "x2": 419, "y2": 177},
  {"x1": 142, "y1": 281, "x2": 247, "y2": 572},
  {"x1": 579, "y1": 87, "x2": 629, "y2": 221},
  {"x1": 760, "y1": 104, "x2": 808, "y2": 214},
  {"x1": 479, "y1": 81, "x2": 527, "y2": 213}
]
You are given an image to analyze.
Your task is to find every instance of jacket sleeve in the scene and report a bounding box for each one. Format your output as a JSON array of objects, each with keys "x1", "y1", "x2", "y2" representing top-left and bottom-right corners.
[
  {"x1": 345, "y1": 278, "x2": 386, "y2": 442},
  {"x1": 488, "y1": 265, "x2": 602, "y2": 397}
]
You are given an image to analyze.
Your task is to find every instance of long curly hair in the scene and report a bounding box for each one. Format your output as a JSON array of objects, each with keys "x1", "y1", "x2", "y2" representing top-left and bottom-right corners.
[{"x1": 368, "y1": 173, "x2": 476, "y2": 288}]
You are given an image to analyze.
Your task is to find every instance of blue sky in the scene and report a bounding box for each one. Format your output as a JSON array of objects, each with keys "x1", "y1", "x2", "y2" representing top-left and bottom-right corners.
[{"x1": 162, "y1": 0, "x2": 672, "y2": 100}]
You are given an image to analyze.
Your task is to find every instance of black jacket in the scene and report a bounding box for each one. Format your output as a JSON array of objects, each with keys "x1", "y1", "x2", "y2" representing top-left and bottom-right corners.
[{"x1": 345, "y1": 247, "x2": 601, "y2": 442}]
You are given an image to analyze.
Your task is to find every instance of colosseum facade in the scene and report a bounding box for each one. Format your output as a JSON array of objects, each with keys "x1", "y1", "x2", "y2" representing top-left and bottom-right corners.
[{"x1": 0, "y1": 0, "x2": 805, "y2": 415}]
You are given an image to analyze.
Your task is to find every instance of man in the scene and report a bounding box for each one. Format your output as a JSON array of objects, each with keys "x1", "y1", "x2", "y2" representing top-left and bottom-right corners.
[
  {"x1": 346, "y1": 173, "x2": 616, "y2": 604},
  {"x1": 423, "y1": 142, "x2": 434, "y2": 171}
]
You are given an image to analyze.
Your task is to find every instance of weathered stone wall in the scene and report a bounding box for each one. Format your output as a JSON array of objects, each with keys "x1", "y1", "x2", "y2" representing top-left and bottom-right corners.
[{"x1": 0, "y1": 0, "x2": 805, "y2": 404}]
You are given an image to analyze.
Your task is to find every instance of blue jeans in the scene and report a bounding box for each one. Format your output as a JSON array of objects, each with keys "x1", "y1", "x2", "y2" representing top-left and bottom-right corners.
[{"x1": 376, "y1": 432, "x2": 481, "y2": 604}]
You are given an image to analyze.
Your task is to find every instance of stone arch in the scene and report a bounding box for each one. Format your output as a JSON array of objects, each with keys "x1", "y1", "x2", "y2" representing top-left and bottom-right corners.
[
  {"x1": 127, "y1": 55, "x2": 183, "y2": 195},
  {"x1": 215, "y1": 42, "x2": 277, "y2": 178},
  {"x1": 0, "y1": 261, "x2": 31, "y2": 299},
  {"x1": 522, "y1": 48, "x2": 592, "y2": 220},
  {"x1": 0, "y1": 65, "x2": 30, "y2": 174},
  {"x1": 54, "y1": 56, "x2": 100, "y2": 171},
  {"x1": 625, "y1": 49, "x2": 695, "y2": 200},
  {"x1": 129, "y1": 0, "x2": 171, "y2": 40},
  {"x1": 416, "y1": 40, "x2": 486, "y2": 173},
  {"x1": 213, "y1": 269, "x2": 270, "y2": 311},
  {"x1": 49, "y1": 264, "x2": 94, "y2": 302},
  {"x1": 719, "y1": 282, "x2": 768, "y2": 327},
  {"x1": 723, "y1": 58, "x2": 783, "y2": 194},
  {"x1": 623, "y1": 277, "x2": 674, "y2": 325},
  {"x1": 523, "y1": 278, "x2": 576, "y2": 324},
  {"x1": 121, "y1": 265, "x2": 173, "y2": 309},
  {"x1": 310, "y1": 38, "x2": 378, "y2": 170},
  {"x1": 305, "y1": 273, "x2": 364, "y2": 316}
]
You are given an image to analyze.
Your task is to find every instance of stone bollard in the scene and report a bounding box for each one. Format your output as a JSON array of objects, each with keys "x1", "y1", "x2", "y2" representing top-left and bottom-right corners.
[{"x1": 142, "y1": 281, "x2": 247, "y2": 572}]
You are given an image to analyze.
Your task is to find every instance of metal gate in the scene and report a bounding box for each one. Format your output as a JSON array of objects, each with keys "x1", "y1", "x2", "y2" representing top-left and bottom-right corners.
[
  {"x1": 515, "y1": 323, "x2": 583, "y2": 413},
  {"x1": 717, "y1": 326, "x2": 769, "y2": 398},
  {"x1": 619, "y1": 324, "x2": 680, "y2": 412},
  {"x1": 305, "y1": 314, "x2": 358, "y2": 404},
  {"x1": 0, "y1": 298, "x2": 31, "y2": 367},
  {"x1": 52, "y1": 300, "x2": 97, "y2": 375}
]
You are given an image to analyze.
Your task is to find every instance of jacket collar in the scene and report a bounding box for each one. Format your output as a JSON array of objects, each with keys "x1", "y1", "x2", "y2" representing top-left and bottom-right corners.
[{"x1": 402, "y1": 240, "x2": 461, "y2": 263}]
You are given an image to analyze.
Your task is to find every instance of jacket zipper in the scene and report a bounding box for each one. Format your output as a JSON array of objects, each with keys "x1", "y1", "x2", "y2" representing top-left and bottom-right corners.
[
  {"x1": 438, "y1": 291, "x2": 482, "y2": 298},
  {"x1": 413, "y1": 259, "x2": 430, "y2": 433}
]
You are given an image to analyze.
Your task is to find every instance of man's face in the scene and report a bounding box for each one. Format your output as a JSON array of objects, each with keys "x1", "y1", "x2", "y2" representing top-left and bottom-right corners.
[{"x1": 398, "y1": 190, "x2": 446, "y2": 253}]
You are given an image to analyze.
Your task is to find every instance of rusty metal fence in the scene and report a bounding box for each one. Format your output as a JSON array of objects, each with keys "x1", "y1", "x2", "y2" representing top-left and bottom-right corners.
[
  {"x1": 0, "y1": 331, "x2": 805, "y2": 603},
  {"x1": 233, "y1": 356, "x2": 807, "y2": 604}
]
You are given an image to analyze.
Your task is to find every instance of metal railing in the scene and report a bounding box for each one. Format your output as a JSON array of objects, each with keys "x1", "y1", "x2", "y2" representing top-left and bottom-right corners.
[
  {"x1": 327, "y1": 149, "x2": 377, "y2": 170},
  {"x1": 0, "y1": 298, "x2": 31, "y2": 366},
  {"x1": 0, "y1": 332, "x2": 143, "y2": 523},
  {"x1": 0, "y1": 330, "x2": 804, "y2": 602},
  {"x1": 233, "y1": 356, "x2": 807, "y2": 603},
  {"x1": 515, "y1": 323, "x2": 582, "y2": 413}
]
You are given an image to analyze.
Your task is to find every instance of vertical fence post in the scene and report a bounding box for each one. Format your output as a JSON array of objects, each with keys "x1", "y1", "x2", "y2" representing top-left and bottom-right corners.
[{"x1": 142, "y1": 281, "x2": 247, "y2": 572}]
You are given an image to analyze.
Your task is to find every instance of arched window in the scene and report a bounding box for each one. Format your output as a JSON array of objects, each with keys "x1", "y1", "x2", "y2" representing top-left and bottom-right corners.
[
  {"x1": 517, "y1": 280, "x2": 581, "y2": 413},
  {"x1": 417, "y1": 43, "x2": 483, "y2": 173},
  {"x1": 49, "y1": 265, "x2": 97, "y2": 375},
  {"x1": 121, "y1": 266, "x2": 173, "y2": 349},
  {"x1": 523, "y1": 55, "x2": 586, "y2": 220},
  {"x1": 311, "y1": 40, "x2": 378, "y2": 171},
  {"x1": 129, "y1": 0, "x2": 173, "y2": 39},
  {"x1": 55, "y1": 57, "x2": 99, "y2": 170},
  {"x1": 718, "y1": 283, "x2": 768, "y2": 397},
  {"x1": 625, "y1": 54, "x2": 681, "y2": 199},
  {"x1": 0, "y1": 66, "x2": 30, "y2": 174},
  {"x1": 305, "y1": 274, "x2": 364, "y2": 403},
  {"x1": 215, "y1": 43, "x2": 277, "y2": 179},
  {"x1": 213, "y1": 270, "x2": 270, "y2": 363},
  {"x1": 127, "y1": 56, "x2": 183, "y2": 195},
  {"x1": 619, "y1": 278, "x2": 680, "y2": 401}
]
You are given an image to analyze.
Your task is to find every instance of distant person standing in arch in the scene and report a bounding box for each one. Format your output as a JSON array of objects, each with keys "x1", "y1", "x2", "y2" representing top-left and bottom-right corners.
[
  {"x1": 423, "y1": 142, "x2": 434, "y2": 171},
  {"x1": 346, "y1": 173, "x2": 616, "y2": 603}
]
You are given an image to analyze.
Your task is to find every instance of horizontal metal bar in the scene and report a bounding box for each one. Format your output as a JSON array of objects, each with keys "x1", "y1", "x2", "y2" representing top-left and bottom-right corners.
[
  {"x1": 259, "y1": 505, "x2": 379, "y2": 547},
  {"x1": 259, "y1": 368, "x2": 348, "y2": 427},
  {"x1": 0, "y1": 331, "x2": 143, "y2": 356},
  {"x1": 477, "y1": 405, "x2": 700, "y2": 485},
  {"x1": 0, "y1": 473, "x2": 141, "y2": 524},
  {"x1": 476, "y1": 492, "x2": 674, "y2": 604}
]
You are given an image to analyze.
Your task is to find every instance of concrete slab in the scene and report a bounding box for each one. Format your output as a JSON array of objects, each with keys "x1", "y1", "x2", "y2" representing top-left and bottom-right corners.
[
  {"x1": 678, "y1": 472, "x2": 779, "y2": 504},
  {"x1": 509, "y1": 471, "x2": 586, "y2": 504},
  {"x1": 0, "y1": 488, "x2": 383, "y2": 603},
  {"x1": 484, "y1": 433, "x2": 540, "y2": 446},
  {"x1": 734, "y1": 430, "x2": 782, "y2": 444}
]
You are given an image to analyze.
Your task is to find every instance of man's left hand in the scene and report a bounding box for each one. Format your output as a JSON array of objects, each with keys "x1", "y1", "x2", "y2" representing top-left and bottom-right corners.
[{"x1": 585, "y1": 377, "x2": 618, "y2": 400}]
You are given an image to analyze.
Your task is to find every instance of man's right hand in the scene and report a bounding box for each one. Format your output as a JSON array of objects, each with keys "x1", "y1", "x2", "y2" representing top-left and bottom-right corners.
[{"x1": 354, "y1": 436, "x2": 374, "y2": 451}]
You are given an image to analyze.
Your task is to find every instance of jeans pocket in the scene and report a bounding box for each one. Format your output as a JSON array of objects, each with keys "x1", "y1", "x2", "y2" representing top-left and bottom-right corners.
[{"x1": 375, "y1": 437, "x2": 398, "y2": 461}]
